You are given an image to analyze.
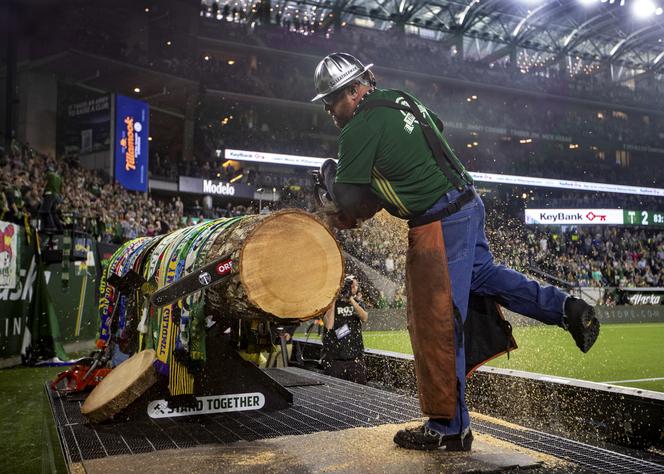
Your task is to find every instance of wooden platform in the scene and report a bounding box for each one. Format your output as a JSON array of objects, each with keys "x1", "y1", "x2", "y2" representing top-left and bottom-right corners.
[{"x1": 73, "y1": 421, "x2": 556, "y2": 473}]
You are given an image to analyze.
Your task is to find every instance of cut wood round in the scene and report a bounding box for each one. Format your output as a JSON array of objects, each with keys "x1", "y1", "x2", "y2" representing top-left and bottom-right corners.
[
  {"x1": 206, "y1": 209, "x2": 344, "y2": 320},
  {"x1": 81, "y1": 349, "x2": 158, "y2": 423}
]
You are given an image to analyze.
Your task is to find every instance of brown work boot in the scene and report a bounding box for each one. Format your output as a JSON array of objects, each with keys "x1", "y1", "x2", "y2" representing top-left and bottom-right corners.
[
  {"x1": 394, "y1": 424, "x2": 473, "y2": 451},
  {"x1": 563, "y1": 297, "x2": 600, "y2": 353}
]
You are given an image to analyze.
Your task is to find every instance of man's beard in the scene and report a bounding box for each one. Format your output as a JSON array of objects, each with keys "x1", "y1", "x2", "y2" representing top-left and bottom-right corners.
[{"x1": 333, "y1": 114, "x2": 348, "y2": 129}]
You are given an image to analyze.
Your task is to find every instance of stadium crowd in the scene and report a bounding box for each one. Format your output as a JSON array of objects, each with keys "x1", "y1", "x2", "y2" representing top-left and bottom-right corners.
[
  {"x1": 190, "y1": 104, "x2": 663, "y2": 188},
  {"x1": 485, "y1": 208, "x2": 664, "y2": 288},
  {"x1": 192, "y1": 51, "x2": 664, "y2": 164},
  {"x1": 1, "y1": 141, "x2": 182, "y2": 242},
  {"x1": 1, "y1": 141, "x2": 316, "y2": 240},
  {"x1": 46, "y1": 8, "x2": 664, "y2": 192},
  {"x1": 58, "y1": 12, "x2": 664, "y2": 151},
  {"x1": 2, "y1": 140, "x2": 662, "y2": 296},
  {"x1": 337, "y1": 202, "x2": 664, "y2": 292},
  {"x1": 197, "y1": 13, "x2": 664, "y2": 110}
]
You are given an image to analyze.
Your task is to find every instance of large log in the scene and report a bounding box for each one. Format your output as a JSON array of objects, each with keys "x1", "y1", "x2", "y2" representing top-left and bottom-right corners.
[
  {"x1": 84, "y1": 210, "x2": 343, "y2": 422},
  {"x1": 99, "y1": 209, "x2": 343, "y2": 336},
  {"x1": 206, "y1": 209, "x2": 344, "y2": 320}
]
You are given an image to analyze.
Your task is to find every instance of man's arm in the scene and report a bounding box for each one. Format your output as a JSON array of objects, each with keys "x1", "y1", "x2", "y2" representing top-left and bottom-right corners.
[
  {"x1": 317, "y1": 159, "x2": 382, "y2": 229},
  {"x1": 329, "y1": 116, "x2": 383, "y2": 229},
  {"x1": 331, "y1": 182, "x2": 382, "y2": 228},
  {"x1": 349, "y1": 296, "x2": 368, "y2": 322}
]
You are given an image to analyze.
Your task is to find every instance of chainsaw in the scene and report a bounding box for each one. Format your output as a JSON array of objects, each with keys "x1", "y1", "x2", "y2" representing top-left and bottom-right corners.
[
  {"x1": 50, "y1": 353, "x2": 112, "y2": 394},
  {"x1": 50, "y1": 270, "x2": 145, "y2": 395},
  {"x1": 310, "y1": 159, "x2": 339, "y2": 214}
]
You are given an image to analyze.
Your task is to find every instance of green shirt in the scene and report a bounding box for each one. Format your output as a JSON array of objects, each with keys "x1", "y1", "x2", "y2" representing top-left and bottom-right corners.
[
  {"x1": 45, "y1": 171, "x2": 62, "y2": 196},
  {"x1": 336, "y1": 89, "x2": 471, "y2": 218}
]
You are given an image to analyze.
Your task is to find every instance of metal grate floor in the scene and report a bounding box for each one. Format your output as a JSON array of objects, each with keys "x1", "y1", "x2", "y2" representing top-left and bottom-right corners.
[
  {"x1": 474, "y1": 420, "x2": 664, "y2": 474},
  {"x1": 46, "y1": 367, "x2": 664, "y2": 473},
  {"x1": 47, "y1": 368, "x2": 421, "y2": 464}
]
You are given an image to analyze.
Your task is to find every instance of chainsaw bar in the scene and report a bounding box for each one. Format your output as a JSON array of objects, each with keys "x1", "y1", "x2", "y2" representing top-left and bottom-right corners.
[{"x1": 150, "y1": 254, "x2": 234, "y2": 308}]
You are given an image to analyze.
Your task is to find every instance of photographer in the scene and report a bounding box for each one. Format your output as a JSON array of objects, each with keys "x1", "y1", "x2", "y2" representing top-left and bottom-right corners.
[{"x1": 321, "y1": 275, "x2": 369, "y2": 384}]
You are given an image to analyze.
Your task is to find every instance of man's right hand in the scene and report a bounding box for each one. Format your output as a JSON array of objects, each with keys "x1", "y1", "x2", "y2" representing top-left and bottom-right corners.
[{"x1": 324, "y1": 210, "x2": 358, "y2": 230}]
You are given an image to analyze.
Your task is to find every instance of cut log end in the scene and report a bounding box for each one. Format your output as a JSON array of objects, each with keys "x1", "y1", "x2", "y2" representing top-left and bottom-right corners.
[
  {"x1": 240, "y1": 210, "x2": 343, "y2": 319},
  {"x1": 81, "y1": 349, "x2": 158, "y2": 423}
]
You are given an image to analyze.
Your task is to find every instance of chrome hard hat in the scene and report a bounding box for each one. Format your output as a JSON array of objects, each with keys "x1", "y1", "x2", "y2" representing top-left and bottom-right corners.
[{"x1": 311, "y1": 52, "x2": 373, "y2": 103}]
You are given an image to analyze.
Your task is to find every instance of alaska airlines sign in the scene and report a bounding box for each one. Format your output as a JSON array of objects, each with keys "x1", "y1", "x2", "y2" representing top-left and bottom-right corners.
[{"x1": 114, "y1": 95, "x2": 149, "y2": 192}]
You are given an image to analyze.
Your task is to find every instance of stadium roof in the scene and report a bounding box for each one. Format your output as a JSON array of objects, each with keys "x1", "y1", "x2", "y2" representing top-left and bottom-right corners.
[{"x1": 202, "y1": 0, "x2": 664, "y2": 77}]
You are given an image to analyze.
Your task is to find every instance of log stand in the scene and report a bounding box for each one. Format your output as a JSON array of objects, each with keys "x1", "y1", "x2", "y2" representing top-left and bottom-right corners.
[{"x1": 110, "y1": 333, "x2": 293, "y2": 423}]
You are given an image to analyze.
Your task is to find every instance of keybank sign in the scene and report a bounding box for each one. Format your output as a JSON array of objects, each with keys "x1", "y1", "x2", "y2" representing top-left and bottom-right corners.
[
  {"x1": 524, "y1": 208, "x2": 623, "y2": 225},
  {"x1": 178, "y1": 176, "x2": 255, "y2": 199}
]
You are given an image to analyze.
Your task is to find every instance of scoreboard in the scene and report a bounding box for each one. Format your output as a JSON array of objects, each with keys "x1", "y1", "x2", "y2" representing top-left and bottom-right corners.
[{"x1": 623, "y1": 210, "x2": 664, "y2": 228}]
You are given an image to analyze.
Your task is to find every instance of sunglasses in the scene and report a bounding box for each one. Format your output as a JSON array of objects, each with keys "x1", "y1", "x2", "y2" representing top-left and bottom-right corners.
[{"x1": 322, "y1": 88, "x2": 347, "y2": 107}]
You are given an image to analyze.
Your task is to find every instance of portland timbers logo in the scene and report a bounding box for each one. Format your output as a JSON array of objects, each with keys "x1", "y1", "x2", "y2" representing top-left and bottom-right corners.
[
  {"x1": 395, "y1": 97, "x2": 429, "y2": 135},
  {"x1": 198, "y1": 272, "x2": 212, "y2": 286}
]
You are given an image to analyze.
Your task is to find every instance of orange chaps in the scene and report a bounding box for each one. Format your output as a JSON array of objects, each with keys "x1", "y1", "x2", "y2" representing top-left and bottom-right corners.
[{"x1": 406, "y1": 221, "x2": 457, "y2": 418}]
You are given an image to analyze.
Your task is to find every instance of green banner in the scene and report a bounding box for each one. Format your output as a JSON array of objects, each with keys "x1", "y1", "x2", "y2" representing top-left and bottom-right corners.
[{"x1": 0, "y1": 229, "x2": 100, "y2": 362}]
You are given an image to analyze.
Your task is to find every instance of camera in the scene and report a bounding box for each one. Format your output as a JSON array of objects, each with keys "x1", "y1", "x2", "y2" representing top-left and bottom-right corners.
[{"x1": 339, "y1": 276, "x2": 355, "y2": 300}]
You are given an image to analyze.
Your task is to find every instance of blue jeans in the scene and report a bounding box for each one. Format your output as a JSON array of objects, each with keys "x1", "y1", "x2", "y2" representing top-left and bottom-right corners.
[{"x1": 424, "y1": 186, "x2": 568, "y2": 435}]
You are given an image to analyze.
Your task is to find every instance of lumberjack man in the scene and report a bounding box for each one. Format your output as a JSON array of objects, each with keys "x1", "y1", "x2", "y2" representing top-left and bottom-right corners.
[{"x1": 311, "y1": 52, "x2": 600, "y2": 451}]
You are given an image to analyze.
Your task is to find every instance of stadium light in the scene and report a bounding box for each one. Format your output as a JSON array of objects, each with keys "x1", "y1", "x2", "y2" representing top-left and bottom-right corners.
[
  {"x1": 133, "y1": 87, "x2": 141, "y2": 93},
  {"x1": 632, "y1": 0, "x2": 657, "y2": 18},
  {"x1": 227, "y1": 59, "x2": 236, "y2": 65}
]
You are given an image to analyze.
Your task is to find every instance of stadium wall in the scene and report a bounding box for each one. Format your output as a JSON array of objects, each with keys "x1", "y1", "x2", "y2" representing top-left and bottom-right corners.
[
  {"x1": 0, "y1": 227, "x2": 100, "y2": 366},
  {"x1": 17, "y1": 71, "x2": 57, "y2": 157}
]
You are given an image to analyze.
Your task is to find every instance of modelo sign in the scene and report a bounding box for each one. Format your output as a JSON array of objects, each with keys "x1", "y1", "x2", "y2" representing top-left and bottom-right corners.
[
  {"x1": 203, "y1": 179, "x2": 235, "y2": 196},
  {"x1": 178, "y1": 176, "x2": 255, "y2": 199},
  {"x1": 114, "y1": 94, "x2": 149, "y2": 192}
]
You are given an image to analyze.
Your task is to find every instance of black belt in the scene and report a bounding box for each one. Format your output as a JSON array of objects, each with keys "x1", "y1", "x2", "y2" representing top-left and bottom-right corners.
[{"x1": 408, "y1": 188, "x2": 476, "y2": 228}]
